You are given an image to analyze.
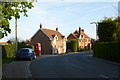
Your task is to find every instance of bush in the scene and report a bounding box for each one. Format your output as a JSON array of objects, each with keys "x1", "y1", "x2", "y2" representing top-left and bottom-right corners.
[
  {"x1": 18, "y1": 42, "x2": 34, "y2": 50},
  {"x1": 71, "y1": 40, "x2": 78, "y2": 52},
  {"x1": 67, "y1": 39, "x2": 78, "y2": 52},
  {"x1": 2, "y1": 44, "x2": 16, "y2": 58},
  {"x1": 93, "y1": 42, "x2": 120, "y2": 62},
  {"x1": 2, "y1": 43, "x2": 34, "y2": 59}
]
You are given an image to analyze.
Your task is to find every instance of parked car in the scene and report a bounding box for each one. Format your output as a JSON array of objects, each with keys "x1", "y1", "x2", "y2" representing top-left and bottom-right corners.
[{"x1": 16, "y1": 48, "x2": 36, "y2": 60}]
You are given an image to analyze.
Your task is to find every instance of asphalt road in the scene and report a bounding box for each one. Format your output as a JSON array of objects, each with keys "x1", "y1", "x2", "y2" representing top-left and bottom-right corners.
[
  {"x1": 2, "y1": 61, "x2": 31, "y2": 79},
  {"x1": 30, "y1": 51, "x2": 120, "y2": 79}
]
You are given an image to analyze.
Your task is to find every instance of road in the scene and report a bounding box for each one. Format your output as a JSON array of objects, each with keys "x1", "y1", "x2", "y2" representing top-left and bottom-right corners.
[
  {"x1": 2, "y1": 61, "x2": 31, "y2": 79},
  {"x1": 30, "y1": 51, "x2": 120, "y2": 79}
]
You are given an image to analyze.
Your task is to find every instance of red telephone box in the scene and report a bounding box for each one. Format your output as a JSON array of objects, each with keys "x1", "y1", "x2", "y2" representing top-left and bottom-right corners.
[{"x1": 34, "y1": 43, "x2": 41, "y2": 56}]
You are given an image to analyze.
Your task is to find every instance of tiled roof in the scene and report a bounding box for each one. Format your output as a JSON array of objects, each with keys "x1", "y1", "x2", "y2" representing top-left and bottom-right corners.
[
  {"x1": 67, "y1": 33, "x2": 77, "y2": 40},
  {"x1": 67, "y1": 29, "x2": 90, "y2": 40},
  {"x1": 73, "y1": 30, "x2": 89, "y2": 38},
  {"x1": 41, "y1": 28, "x2": 64, "y2": 40},
  {"x1": 80, "y1": 31, "x2": 90, "y2": 38}
]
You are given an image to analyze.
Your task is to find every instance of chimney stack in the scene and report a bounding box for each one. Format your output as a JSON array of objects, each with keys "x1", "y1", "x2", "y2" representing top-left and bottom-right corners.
[
  {"x1": 79, "y1": 27, "x2": 81, "y2": 34},
  {"x1": 56, "y1": 27, "x2": 58, "y2": 31},
  {"x1": 40, "y1": 24, "x2": 42, "y2": 29}
]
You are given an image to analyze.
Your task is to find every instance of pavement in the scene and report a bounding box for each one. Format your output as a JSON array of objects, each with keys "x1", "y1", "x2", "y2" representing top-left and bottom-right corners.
[{"x1": 2, "y1": 61, "x2": 32, "y2": 80}]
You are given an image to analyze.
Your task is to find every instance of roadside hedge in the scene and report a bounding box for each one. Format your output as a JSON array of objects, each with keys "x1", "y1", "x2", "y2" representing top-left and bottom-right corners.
[
  {"x1": 93, "y1": 42, "x2": 120, "y2": 62},
  {"x1": 2, "y1": 43, "x2": 34, "y2": 58},
  {"x1": 2, "y1": 44, "x2": 16, "y2": 58}
]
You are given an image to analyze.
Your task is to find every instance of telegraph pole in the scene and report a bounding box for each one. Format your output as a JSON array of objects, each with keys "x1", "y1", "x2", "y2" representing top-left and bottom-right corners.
[
  {"x1": 15, "y1": 5, "x2": 18, "y2": 52},
  {"x1": 15, "y1": 17, "x2": 18, "y2": 52}
]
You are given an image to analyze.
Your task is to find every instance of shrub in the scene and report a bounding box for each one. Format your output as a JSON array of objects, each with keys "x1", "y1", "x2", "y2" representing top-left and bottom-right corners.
[
  {"x1": 18, "y1": 42, "x2": 34, "y2": 50},
  {"x1": 71, "y1": 40, "x2": 78, "y2": 52},
  {"x1": 70, "y1": 39, "x2": 78, "y2": 52},
  {"x1": 66, "y1": 39, "x2": 78, "y2": 52},
  {"x1": 93, "y1": 42, "x2": 120, "y2": 62},
  {"x1": 2, "y1": 44, "x2": 16, "y2": 58},
  {"x1": 2, "y1": 43, "x2": 34, "y2": 58}
]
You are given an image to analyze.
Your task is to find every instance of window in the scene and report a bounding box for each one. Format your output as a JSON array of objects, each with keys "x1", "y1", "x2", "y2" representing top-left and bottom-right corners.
[
  {"x1": 53, "y1": 39, "x2": 56, "y2": 44},
  {"x1": 53, "y1": 35, "x2": 58, "y2": 44}
]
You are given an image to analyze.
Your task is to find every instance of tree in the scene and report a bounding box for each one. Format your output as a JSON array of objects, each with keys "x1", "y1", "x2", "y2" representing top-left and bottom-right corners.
[
  {"x1": 97, "y1": 17, "x2": 116, "y2": 42},
  {"x1": 97, "y1": 17, "x2": 120, "y2": 42},
  {"x1": 114, "y1": 16, "x2": 120, "y2": 41},
  {"x1": 0, "y1": 1, "x2": 34, "y2": 38}
]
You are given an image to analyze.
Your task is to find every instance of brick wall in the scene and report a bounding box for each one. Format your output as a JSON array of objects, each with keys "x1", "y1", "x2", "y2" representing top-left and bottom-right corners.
[{"x1": 31, "y1": 30, "x2": 52, "y2": 55}]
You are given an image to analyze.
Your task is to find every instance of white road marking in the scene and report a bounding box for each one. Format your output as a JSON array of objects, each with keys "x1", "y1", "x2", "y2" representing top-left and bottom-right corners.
[
  {"x1": 86, "y1": 55, "x2": 93, "y2": 57},
  {"x1": 71, "y1": 64, "x2": 86, "y2": 71},
  {"x1": 99, "y1": 75, "x2": 109, "y2": 79},
  {"x1": 25, "y1": 61, "x2": 33, "y2": 80}
]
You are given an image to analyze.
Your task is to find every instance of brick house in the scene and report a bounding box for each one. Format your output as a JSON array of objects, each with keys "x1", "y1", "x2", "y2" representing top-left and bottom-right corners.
[
  {"x1": 0, "y1": 42, "x2": 8, "y2": 45},
  {"x1": 67, "y1": 27, "x2": 91, "y2": 49},
  {"x1": 31, "y1": 24, "x2": 66, "y2": 55}
]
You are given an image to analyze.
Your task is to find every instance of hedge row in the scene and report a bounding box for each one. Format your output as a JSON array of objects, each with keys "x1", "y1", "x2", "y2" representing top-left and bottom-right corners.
[
  {"x1": 2, "y1": 44, "x2": 16, "y2": 58},
  {"x1": 93, "y1": 42, "x2": 120, "y2": 62},
  {"x1": 2, "y1": 43, "x2": 34, "y2": 58}
]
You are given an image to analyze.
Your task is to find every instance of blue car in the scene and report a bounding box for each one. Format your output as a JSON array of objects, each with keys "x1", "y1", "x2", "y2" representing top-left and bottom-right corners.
[{"x1": 16, "y1": 48, "x2": 36, "y2": 60}]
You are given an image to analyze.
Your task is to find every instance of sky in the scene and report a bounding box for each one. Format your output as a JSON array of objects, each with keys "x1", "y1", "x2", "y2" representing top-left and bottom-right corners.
[{"x1": 0, "y1": 0, "x2": 119, "y2": 42}]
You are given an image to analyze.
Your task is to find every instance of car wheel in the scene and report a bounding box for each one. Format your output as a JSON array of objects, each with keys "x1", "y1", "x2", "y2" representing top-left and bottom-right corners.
[
  {"x1": 29, "y1": 57, "x2": 32, "y2": 61},
  {"x1": 15, "y1": 57, "x2": 19, "y2": 61}
]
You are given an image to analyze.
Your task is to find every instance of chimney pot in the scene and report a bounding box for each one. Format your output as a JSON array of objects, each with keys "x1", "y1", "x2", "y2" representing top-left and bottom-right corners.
[
  {"x1": 40, "y1": 24, "x2": 42, "y2": 29},
  {"x1": 56, "y1": 27, "x2": 58, "y2": 31},
  {"x1": 79, "y1": 27, "x2": 81, "y2": 34}
]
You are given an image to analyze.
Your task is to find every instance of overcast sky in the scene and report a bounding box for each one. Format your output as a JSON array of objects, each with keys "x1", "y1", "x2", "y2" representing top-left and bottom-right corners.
[{"x1": 0, "y1": 0, "x2": 119, "y2": 42}]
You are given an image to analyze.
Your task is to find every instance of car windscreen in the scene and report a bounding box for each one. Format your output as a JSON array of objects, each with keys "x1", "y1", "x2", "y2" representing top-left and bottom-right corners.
[{"x1": 19, "y1": 49, "x2": 29, "y2": 53}]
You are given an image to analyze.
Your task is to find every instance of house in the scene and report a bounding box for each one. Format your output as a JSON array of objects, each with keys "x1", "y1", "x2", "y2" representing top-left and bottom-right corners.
[
  {"x1": 30, "y1": 24, "x2": 66, "y2": 55},
  {"x1": 0, "y1": 42, "x2": 8, "y2": 45},
  {"x1": 67, "y1": 27, "x2": 91, "y2": 49}
]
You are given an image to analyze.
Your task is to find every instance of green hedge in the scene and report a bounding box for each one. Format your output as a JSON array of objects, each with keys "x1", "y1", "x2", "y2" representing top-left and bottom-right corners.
[
  {"x1": 93, "y1": 42, "x2": 120, "y2": 62},
  {"x1": 2, "y1": 44, "x2": 16, "y2": 58},
  {"x1": 2, "y1": 43, "x2": 34, "y2": 58},
  {"x1": 67, "y1": 39, "x2": 78, "y2": 52}
]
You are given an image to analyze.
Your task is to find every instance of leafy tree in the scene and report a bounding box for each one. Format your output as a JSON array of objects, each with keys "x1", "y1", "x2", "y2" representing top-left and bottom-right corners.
[
  {"x1": 0, "y1": 0, "x2": 34, "y2": 38},
  {"x1": 97, "y1": 17, "x2": 116, "y2": 42},
  {"x1": 114, "y1": 16, "x2": 120, "y2": 41}
]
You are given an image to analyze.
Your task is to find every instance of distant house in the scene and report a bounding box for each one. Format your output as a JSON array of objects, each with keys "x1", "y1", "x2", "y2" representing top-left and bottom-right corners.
[
  {"x1": 0, "y1": 42, "x2": 8, "y2": 45},
  {"x1": 31, "y1": 24, "x2": 66, "y2": 55},
  {"x1": 67, "y1": 27, "x2": 91, "y2": 49}
]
